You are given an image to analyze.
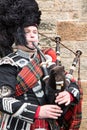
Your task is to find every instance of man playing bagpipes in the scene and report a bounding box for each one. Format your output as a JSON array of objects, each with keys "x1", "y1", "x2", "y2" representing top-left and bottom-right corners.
[{"x1": 0, "y1": 0, "x2": 81, "y2": 130}]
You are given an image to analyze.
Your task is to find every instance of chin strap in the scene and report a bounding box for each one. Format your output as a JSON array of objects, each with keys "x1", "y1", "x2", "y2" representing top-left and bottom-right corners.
[{"x1": 25, "y1": 44, "x2": 36, "y2": 51}]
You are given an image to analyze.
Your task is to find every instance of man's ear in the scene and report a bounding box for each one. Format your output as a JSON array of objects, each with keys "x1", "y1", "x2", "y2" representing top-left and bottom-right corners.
[{"x1": 14, "y1": 27, "x2": 27, "y2": 46}]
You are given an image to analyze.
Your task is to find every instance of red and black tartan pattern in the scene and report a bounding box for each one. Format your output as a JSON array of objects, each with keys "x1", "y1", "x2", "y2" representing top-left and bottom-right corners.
[
  {"x1": 60, "y1": 84, "x2": 83, "y2": 130},
  {"x1": 15, "y1": 55, "x2": 43, "y2": 96}
]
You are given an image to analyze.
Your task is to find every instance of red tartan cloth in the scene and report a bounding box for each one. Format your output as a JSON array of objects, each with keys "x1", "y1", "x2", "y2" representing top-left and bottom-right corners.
[
  {"x1": 30, "y1": 119, "x2": 49, "y2": 130},
  {"x1": 15, "y1": 55, "x2": 43, "y2": 96},
  {"x1": 60, "y1": 84, "x2": 83, "y2": 130},
  {"x1": 68, "y1": 87, "x2": 83, "y2": 130},
  {"x1": 43, "y1": 48, "x2": 57, "y2": 62}
]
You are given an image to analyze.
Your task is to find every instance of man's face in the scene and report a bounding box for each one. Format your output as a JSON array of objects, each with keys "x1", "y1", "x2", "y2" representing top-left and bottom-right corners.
[{"x1": 24, "y1": 26, "x2": 39, "y2": 50}]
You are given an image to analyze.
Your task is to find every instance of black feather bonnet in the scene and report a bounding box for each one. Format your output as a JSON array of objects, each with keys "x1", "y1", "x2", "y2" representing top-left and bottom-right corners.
[{"x1": 0, "y1": 0, "x2": 41, "y2": 55}]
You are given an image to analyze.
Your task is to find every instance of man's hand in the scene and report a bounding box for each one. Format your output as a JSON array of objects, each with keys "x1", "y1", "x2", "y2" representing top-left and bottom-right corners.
[
  {"x1": 39, "y1": 105, "x2": 63, "y2": 119},
  {"x1": 55, "y1": 91, "x2": 71, "y2": 106}
]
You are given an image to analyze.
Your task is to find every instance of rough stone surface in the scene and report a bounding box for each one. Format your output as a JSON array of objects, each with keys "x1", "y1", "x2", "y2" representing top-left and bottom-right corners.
[{"x1": 57, "y1": 21, "x2": 87, "y2": 41}]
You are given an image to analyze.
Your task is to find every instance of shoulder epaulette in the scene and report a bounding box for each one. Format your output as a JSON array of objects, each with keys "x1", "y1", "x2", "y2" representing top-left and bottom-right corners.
[
  {"x1": 0, "y1": 54, "x2": 17, "y2": 67},
  {"x1": 8, "y1": 52, "x2": 29, "y2": 68}
]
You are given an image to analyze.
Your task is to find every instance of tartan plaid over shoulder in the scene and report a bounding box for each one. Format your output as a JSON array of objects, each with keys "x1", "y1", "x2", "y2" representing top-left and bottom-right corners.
[{"x1": 15, "y1": 55, "x2": 43, "y2": 96}]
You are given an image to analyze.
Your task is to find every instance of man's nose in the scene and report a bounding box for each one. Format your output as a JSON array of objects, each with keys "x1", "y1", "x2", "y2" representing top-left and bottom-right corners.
[{"x1": 30, "y1": 33, "x2": 34, "y2": 38}]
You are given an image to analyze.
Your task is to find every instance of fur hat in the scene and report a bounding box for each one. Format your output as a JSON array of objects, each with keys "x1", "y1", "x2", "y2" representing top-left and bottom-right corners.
[{"x1": 0, "y1": 0, "x2": 41, "y2": 56}]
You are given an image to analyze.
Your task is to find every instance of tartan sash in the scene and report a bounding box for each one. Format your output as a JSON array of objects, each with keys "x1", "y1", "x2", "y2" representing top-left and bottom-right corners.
[{"x1": 15, "y1": 55, "x2": 43, "y2": 96}]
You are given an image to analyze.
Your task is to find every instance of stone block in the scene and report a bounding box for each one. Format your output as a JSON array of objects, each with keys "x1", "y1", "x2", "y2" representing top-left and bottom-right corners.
[{"x1": 57, "y1": 21, "x2": 87, "y2": 41}]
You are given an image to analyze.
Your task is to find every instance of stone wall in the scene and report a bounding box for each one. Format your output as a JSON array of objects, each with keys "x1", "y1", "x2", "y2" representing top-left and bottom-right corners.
[
  {"x1": 37, "y1": 0, "x2": 87, "y2": 80},
  {"x1": 37, "y1": 0, "x2": 87, "y2": 129}
]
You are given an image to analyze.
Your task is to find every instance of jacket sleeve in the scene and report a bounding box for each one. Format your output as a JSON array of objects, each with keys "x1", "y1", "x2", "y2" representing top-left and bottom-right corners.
[
  {"x1": 65, "y1": 81, "x2": 80, "y2": 104},
  {"x1": 0, "y1": 64, "x2": 38, "y2": 123},
  {"x1": 0, "y1": 97, "x2": 38, "y2": 123}
]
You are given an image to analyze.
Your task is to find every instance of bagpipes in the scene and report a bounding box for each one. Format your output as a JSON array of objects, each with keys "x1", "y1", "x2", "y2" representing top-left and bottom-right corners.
[
  {"x1": 52, "y1": 36, "x2": 82, "y2": 130},
  {"x1": 34, "y1": 33, "x2": 83, "y2": 130}
]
